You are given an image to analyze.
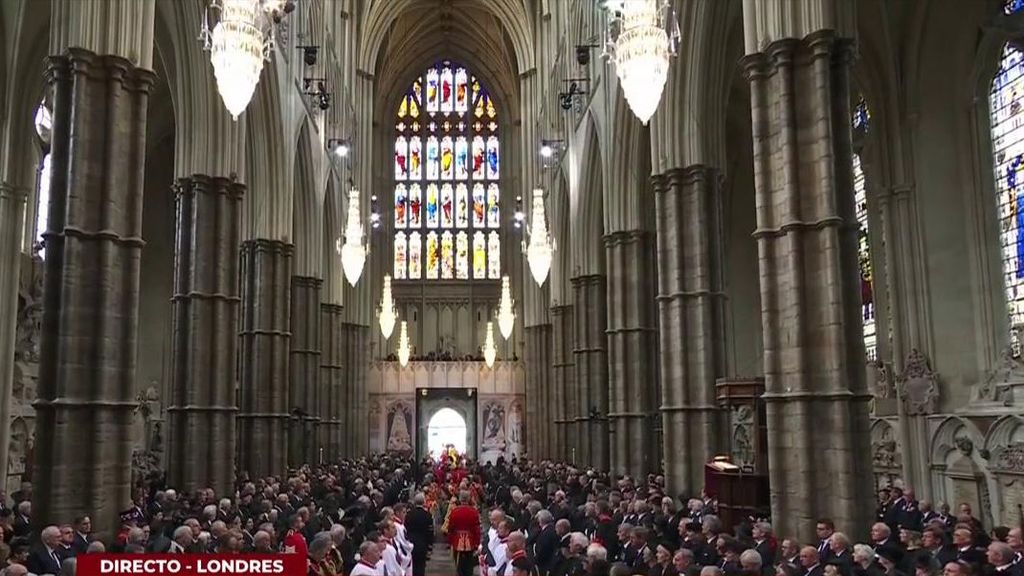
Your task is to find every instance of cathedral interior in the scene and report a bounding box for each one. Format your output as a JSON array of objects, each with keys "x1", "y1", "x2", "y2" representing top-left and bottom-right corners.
[{"x1": 2, "y1": 0, "x2": 1024, "y2": 548}]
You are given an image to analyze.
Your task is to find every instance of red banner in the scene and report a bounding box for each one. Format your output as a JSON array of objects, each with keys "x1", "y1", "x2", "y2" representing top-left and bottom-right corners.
[{"x1": 77, "y1": 554, "x2": 306, "y2": 576}]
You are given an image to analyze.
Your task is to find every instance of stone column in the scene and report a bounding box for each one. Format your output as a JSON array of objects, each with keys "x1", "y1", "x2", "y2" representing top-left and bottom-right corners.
[
  {"x1": 743, "y1": 31, "x2": 873, "y2": 540},
  {"x1": 0, "y1": 184, "x2": 27, "y2": 484},
  {"x1": 572, "y1": 275, "x2": 608, "y2": 470},
  {"x1": 653, "y1": 166, "x2": 728, "y2": 496},
  {"x1": 32, "y1": 49, "x2": 155, "y2": 538},
  {"x1": 319, "y1": 304, "x2": 344, "y2": 462},
  {"x1": 605, "y1": 232, "x2": 657, "y2": 478},
  {"x1": 167, "y1": 175, "x2": 243, "y2": 496},
  {"x1": 550, "y1": 305, "x2": 574, "y2": 463},
  {"x1": 524, "y1": 324, "x2": 552, "y2": 458},
  {"x1": 237, "y1": 239, "x2": 292, "y2": 478},
  {"x1": 341, "y1": 323, "x2": 367, "y2": 456},
  {"x1": 289, "y1": 276, "x2": 321, "y2": 467}
]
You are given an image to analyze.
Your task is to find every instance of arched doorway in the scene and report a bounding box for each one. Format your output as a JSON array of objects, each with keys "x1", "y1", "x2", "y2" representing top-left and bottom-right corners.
[{"x1": 427, "y1": 408, "x2": 468, "y2": 459}]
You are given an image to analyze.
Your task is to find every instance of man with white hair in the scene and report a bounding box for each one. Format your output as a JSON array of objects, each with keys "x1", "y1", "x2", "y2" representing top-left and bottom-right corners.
[
  {"x1": 28, "y1": 526, "x2": 65, "y2": 575},
  {"x1": 533, "y1": 510, "x2": 558, "y2": 574},
  {"x1": 351, "y1": 540, "x2": 382, "y2": 576},
  {"x1": 486, "y1": 520, "x2": 513, "y2": 576},
  {"x1": 168, "y1": 526, "x2": 193, "y2": 554}
]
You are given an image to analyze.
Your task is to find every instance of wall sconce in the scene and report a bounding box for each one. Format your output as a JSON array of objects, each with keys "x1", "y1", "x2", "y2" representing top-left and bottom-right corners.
[{"x1": 328, "y1": 138, "x2": 351, "y2": 158}]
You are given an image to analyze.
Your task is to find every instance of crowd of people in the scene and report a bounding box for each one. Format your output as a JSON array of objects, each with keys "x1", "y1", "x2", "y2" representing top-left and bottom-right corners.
[{"x1": 0, "y1": 453, "x2": 1019, "y2": 576}]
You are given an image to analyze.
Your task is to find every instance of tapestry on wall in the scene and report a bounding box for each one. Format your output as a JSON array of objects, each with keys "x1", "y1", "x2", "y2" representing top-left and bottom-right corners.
[
  {"x1": 479, "y1": 395, "x2": 524, "y2": 463},
  {"x1": 386, "y1": 399, "x2": 415, "y2": 456}
]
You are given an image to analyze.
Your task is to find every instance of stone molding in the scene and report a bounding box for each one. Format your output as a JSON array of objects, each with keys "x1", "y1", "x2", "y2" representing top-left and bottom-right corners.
[{"x1": 897, "y1": 349, "x2": 940, "y2": 416}]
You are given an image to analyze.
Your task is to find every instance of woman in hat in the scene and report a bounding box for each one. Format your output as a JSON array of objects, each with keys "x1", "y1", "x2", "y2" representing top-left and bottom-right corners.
[{"x1": 649, "y1": 542, "x2": 678, "y2": 576}]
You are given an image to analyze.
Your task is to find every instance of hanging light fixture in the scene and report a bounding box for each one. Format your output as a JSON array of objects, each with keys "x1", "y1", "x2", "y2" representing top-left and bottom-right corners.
[
  {"x1": 200, "y1": 0, "x2": 295, "y2": 121},
  {"x1": 337, "y1": 189, "x2": 369, "y2": 286},
  {"x1": 378, "y1": 275, "x2": 397, "y2": 339},
  {"x1": 497, "y1": 276, "x2": 516, "y2": 340},
  {"x1": 482, "y1": 321, "x2": 497, "y2": 368},
  {"x1": 522, "y1": 188, "x2": 556, "y2": 287},
  {"x1": 605, "y1": 0, "x2": 680, "y2": 124},
  {"x1": 397, "y1": 321, "x2": 411, "y2": 367}
]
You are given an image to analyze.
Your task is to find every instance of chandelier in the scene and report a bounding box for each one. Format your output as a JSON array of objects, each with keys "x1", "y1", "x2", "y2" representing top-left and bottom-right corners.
[
  {"x1": 337, "y1": 189, "x2": 369, "y2": 286},
  {"x1": 397, "y1": 321, "x2": 411, "y2": 367},
  {"x1": 522, "y1": 188, "x2": 556, "y2": 287},
  {"x1": 497, "y1": 276, "x2": 516, "y2": 340},
  {"x1": 605, "y1": 0, "x2": 680, "y2": 124},
  {"x1": 378, "y1": 275, "x2": 397, "y2": 339},
  {"x1": 482, "y1": 321, "x2": 497, "y2": 368},
  {"x1": 200, "y1": 0, "x2": 294, "y2": 120}
]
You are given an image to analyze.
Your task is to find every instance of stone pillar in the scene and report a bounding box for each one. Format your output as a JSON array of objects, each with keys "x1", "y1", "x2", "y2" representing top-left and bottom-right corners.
[
  {"x1": 341, "y1": 323, "x2": 367, "y2": 456},
  {"x1": 572, "y1": 275, "x2": 608, "y2": 470},
  {"x1": 319, "y1": 304, "x2": 344, "y2": 462},
  {"x1": 32, "y1": 49, "x2": 155, "y2": 539},
  {"x1": 167, "y1": 175, "x2": 244, "y2": 496},
  {"x1": 653, "y1": 166, "x2": 728, "y2": 496},
  {"x1": 743, "y1": 31, "x2": 873, "y2": 540},
  {"x1": 289, "y1": 276, "x2": 321, "y2": 467},
  {"x1": 605, "y1": 232, "x2": 657, "y2": 478},
  {"x1": 0, "y1": 184, "x2": 27, "y2": 485},
  {"x1": 550, "y1": 305, "x2": 574, "y2": 463},
  {"x1": 237, "y1": 239, "x2": 292, "y2": 478},
  {"x1": 524, "y1": 324, "x2": 552, "y2": 458}
]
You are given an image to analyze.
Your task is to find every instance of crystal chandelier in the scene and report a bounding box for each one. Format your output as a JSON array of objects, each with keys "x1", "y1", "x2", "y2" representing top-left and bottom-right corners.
[
  {"x1": 497, "y1": 276, "x2": 516, "y2": 340},
  {"x1": 378, "y1": 275, "x2": 397, "y2": 339},
  {"x1": 397, "y1": 321, "x2": 411, "y2": 367},
  {"x1": 482, "y1": 321, "x2": 497, "y2": 368},
  {"x1": 522, "y1": 188, "x2": 556, "y2": 287},
  {"x1": 336, "y1": 189, "x2": 369, "y2": 286},
  {"x1": 605, "y1": 0, "x2": 680, "y2": 124},
  {"x1": 200, "y1": 0, "x2": 294, "y2": 121}
]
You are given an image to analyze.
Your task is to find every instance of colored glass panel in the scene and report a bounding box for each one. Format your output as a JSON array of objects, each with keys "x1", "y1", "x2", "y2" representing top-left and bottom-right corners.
[
  {"x1": 455, "y1": 183, "x2": 469, "y2": 228},
  {"x1": 426, "y1": 232, "x2": 439, "y2": 279},
  {"x1": 473, "y1": 232, "x2": 487, "y2": 279},
  {"x1": 472, "y1": 136, "x2": 486, "y2": 180},
  {"x1": 426, "y1": 184, "x2": 439, "y2": 228},
  {"x1": 409, "y1": 184, "x2": 422, "y2": 227},
  {"x1": 395, "y1": 136, "x2": 408, "y2": 180},
  {"x1": 409, "y1": 136, "x2": 422, "y2": 179},
  {"x1": 853, "y1": 153, "x2": 876, "y2": 360},
  {"x1": 441, "y1": 136, "x2": 454, "y2": 180},
  {"x1": 456, "y1": 231, "x2": 469, "y2": 279},
  {"x1": 1006, "y1": 0, "x2": 1024, "y2": 14},
  {"x1": 394, "y1": 233, "x2": 407, "y2": 279},
  {"x1": 440, "y1": 183, "x2": 454, "y2": 227},
  {"x1": 455, "y1": 68, "x2": 469, "y2": 112},
  {"x1": 486, "y1": 136, "x2": 500, "y2": 179},
  {"x1": 440, "y1": 66, "x2": 454, "y2": 113},
  {"x1": 441, "y1": 231, "x2": 454, "y2": 279},
  {"x1": 409, "y1": 232, "x2": 422, "y2": 279},
  {"x1": 395, "y1": 184, "x2": 408, "y2": 228},
  {"x1": 426, "y1": 136, "x2": 439, "y2": 180},
  {"x1": 487, "y1": 231, "x2": 500, "y2": 279},
  {"x1": 487, "y1": 184, "x2": 500, "y2": 228},
  {"x1": 398, "y1": 96, "x2": 408, "y2": 118},
  {"x1": 472, "y1": 184, "x2": 486, "y2": 227},
  {"x1": 426, "y1": 68, "x2": 440, "y2": 112},
  {"x1": 455, "y1": 136, "x2": 469, "y2": 180}
]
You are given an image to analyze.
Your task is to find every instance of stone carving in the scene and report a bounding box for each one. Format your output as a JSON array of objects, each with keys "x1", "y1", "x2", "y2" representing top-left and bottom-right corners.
[
  {"x1": 955, "y1": 435, "x2": 974, "y2": 457},
  {"x1": 896, "y1": 349, "x2": 939, "y2": 416},
  {"x1": 872, "y1": 424, "x2": 901, "y2": 469},
  {"x1": 869, "y1": 359, "x2": 895, "y2": 399},
  {"x1": 482, "y1": 401, "x2": 506, "y2": 452},
  {"x1": 730, "y1": 405, "x2": 754, "y2": 468},
  {"x1": 976, "y1": 347, "x2": 1023, "y2": 404},
  {"x1": 386, "y1": 401, "x2": 413, "y2": 454},
  {"x1": 14, "y1": 255, "x2": 43, "y2": 363},
  {"x1": 994, "y1": 442, "x2": 1024, "y2": 473}
]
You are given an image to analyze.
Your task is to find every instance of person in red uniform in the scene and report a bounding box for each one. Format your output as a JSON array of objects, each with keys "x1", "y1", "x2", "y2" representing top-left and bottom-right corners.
[
  {"x1": 446, "y1": 490, "x2": 481, "y2": 576},
  {"x1": 283, "y1": 513, "x2": 309, "y2": 561}
]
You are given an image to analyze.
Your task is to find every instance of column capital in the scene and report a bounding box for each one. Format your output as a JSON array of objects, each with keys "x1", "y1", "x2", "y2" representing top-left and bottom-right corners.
[{"x1": 0, "y1": 182, "x2": 29, "y2": 201}]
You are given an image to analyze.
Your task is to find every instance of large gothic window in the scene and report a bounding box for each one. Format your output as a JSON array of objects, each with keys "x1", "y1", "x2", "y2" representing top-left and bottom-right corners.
[
  {"x1": 853, "y1": 97, "x2": 876, "y2": 359},
  {"x1": 991, "y1": 42, "x2": 1024, "y2": 354},
  {"x1": 393, "y1": 60, "x2": 501, "y2": 281}
]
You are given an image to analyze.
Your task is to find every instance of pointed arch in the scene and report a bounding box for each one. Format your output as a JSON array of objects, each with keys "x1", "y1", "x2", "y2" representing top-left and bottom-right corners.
[
  {"x1": 293, "y1": 121, "x2": 322, "y2": 277},
  {"x1": 244, "y1": 56, "x2": 290, "y2": 241},
  {"x1": 570, "y1": 113, "x2": 605, "y2": 277}
]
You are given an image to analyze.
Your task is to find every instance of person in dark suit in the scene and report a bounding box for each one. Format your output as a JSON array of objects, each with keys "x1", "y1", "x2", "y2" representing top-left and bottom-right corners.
[
  {"x1": 27, "y1": 526, "x2": 65, "y2": 576},
  {"x1": 12, "y1": 501, "x2": 31, "y2": 540},
  {"x1": 952, "y1": 529, "x2": 985, "y2": 572},
  {"x1": 816, "y1": 520, "x2": 837, "y2": 565},
  {"x1": 800, "y1": 546, "x2": 826, "y2": 576},
  {"x1": 988, "y1": 542, "x2": 1023, "y2": 576},
  {"x1": 752, "y1": 522, "x2": 777, "y2": 569},
  {"x1": 875, "y1": 545, "x2": 906, "y2": 576},
  {"x1": 921, "y1": 527, "x2": 956, "y2": 568},
  {"x1": 71, "y1": 516, "x2": 91, "y2": 556},
  {"x1": 532, "y1": 511, "x2": 559, "y2": 576},
  {"x1": 405, "y1": 493, "x2": 434, "y2": 576}
]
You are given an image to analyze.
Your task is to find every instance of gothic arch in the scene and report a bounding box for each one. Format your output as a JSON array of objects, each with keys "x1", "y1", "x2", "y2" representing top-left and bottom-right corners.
[
  {"x1": 292, "y1": 121, "x2": 323, "y2": 277},
  {"x1": 244, "y1": 56, "x2": 291, "y2": 242},
  {"x1": 549, "y1": 171, "x2": 571, "y2": 308},
  {"x1": 930, "y1": 416, "x2": 997, "y2": 524},
  {"x1": 322, "y1": 175, "x2": 343, "y2": 306}
]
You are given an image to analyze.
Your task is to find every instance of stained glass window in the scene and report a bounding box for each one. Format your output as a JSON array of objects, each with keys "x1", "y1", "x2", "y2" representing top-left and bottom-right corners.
[
  {"x1": 1006, "y1": 0, "x2": 1024, "y2": 14},
  {"x1": 991, "y1": 43, "x2": 1024, "y2": 354},
  {"x1": 852, "y1": 97, "x2": 876, "y2": 360},
  {"x1": 33, "y1": 101, "x2": 52, "y2": 259},
  {"x1": 394, "y1": 60, "x2": 500, "y2": 281}
]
